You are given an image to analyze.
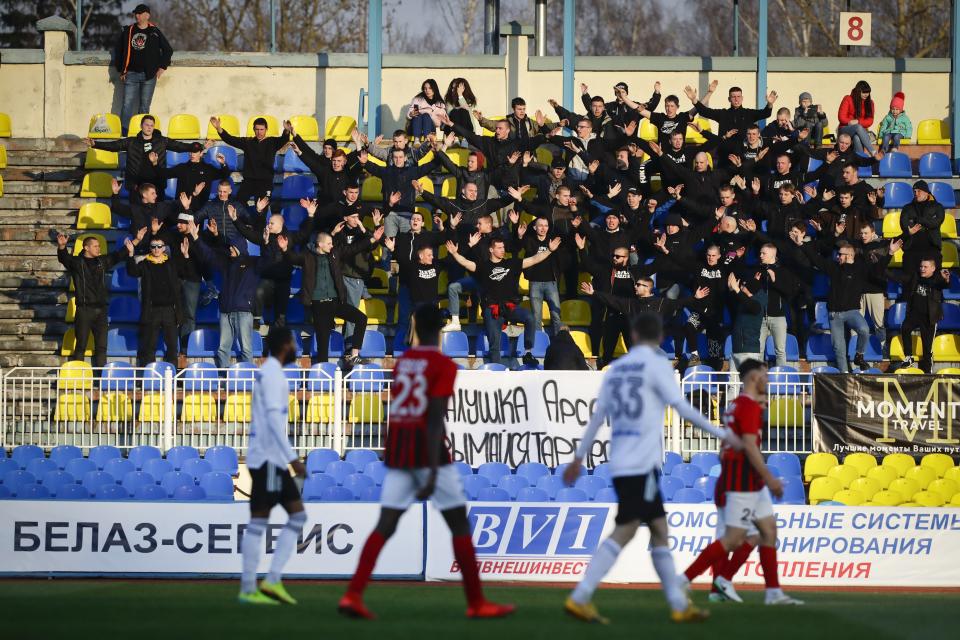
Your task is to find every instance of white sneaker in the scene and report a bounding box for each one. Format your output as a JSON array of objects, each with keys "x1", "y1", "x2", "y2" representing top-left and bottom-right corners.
[
  {"x1": 765, "y1": 591, "x2": 805, "y2": 606},
  {"x1": 441, "y1": 318, "x2": 462, "y2": 333},
  {"x1": 712, "y1": 576, "x2": 743, "y2": 603}
]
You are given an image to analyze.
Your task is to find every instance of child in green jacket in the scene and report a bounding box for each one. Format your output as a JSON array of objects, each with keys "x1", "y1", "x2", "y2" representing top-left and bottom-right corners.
[{"x1": 878, "y1": 92, "x2": 912, "y2": 151}]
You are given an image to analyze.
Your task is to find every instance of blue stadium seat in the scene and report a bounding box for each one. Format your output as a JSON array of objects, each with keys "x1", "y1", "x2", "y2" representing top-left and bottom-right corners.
[
  {"x1": 0, "y1": 458, "x2": 19, "y2": 477},
  {"x1": 807, "y1": 157, "x2": 823, "y2": 172},
  {"x1": 514, "y1": 330, "x2": 550, "y2": 358},
  {"x1": 172, "y1": 485, "x2": 207, "y2": 501},
  {"x1": 181, "y1": 363, "x2": 219, "y2": 393},
  {"x1": 121, "y1": 471, "x2": 156, "y2": 497},
  {"x1": 25, "y1": 457, "x2": 57, "y2": 478},
  {"x1": 670, "y1": 463, "x2": 703, "y2": 488},
  {"x1": 941, "y1": 304, "x2": 960, "y2": 330},
  {"x1": 358, "y1": 485, "x2": 382, "y2": 501},
  {"x1": 49, "y1": 445, "x2": 83, "y2": 469},
  {"x1": 497, "y1": 474, "x2": 530, "y2": 499},
  {"x1": 553, "y1": 462, "x2": 586, "y2": 481},
  {"x1": 358, "y1": 330, "x2": 387, "y2": 358},
  {"x1": 306, "y1": 448, "x2": 340, "y2": 474},
  {"x1": 134, "y1": 484, "x2": 167, "y2": 500},
  {"x1": 593, "y1": 487, "x2": 618, "y2": 502},
  {"x1": 462, "y1": 475, "x2": 491, "y2": 500},
  {"x1": 181, "y1": 458, "x2": 213, "y2": 480},
  {"x1": 306, "y1": 363, "x2": 337, "y2": 393},
  {"x1": 812, "y1": 272, "x2": 830, "y2": 300},
  {"x1": 478, "y1": 462, "x2": 511, "y2": 484},
  {"x1": 811, "y1": 366, "x2": 840, "y2": 374},
  {"x1": 805, "y1": 334, "x2": 835, "y2": 362},
  {"x1": 303, "y1": 474, "x2": 336, "y2": 501},
  {"x1": 142, "y1": 361, "x2": 176, "y2": 392},
  {"x1": 325, "y1": 460, "x2": 357, "y2": 485},
  {"x1": 195, "y1": 300, "x2": 219, "y2": 325},
  {"x1": 143, "y1": 458, "x2": 173, "y2": 480},
  {"x1": 281, "y1": 204, "x2": 309, "y2": 231},
  {"x1": 363, "y1": 461, "x2": 387, "y2": 485},
  {"x1": 877, "y1": 151, "x2": 911, "y2": 178},
  {"x1": 89, "y1": 445, "x2": 122, "y2": 470},
  {"x1": 479, "y1": 363, "x2": 508, "y2": 371},
  {"x1": 516, "y1": 462, "x2": 550, "y2": 484},
  {"x1": 311, "y1": 332, "x2": 345, "y2": 359},
  {"x1": 64, "y1": 457, "x2": 96, "y2": 478},
  {"x1": 929, "y1": 181, "x2": 956, "y2": 208},
  {"x1": 199, "y1": 472, "x2": 234, "y2": 499},
  {"x1": 206, "y1": 145, "x2": 238, "y2": 171},
  {"x1": 102, "y1": 457, "x2": 134, "y2": 480},
  {"x1": 81, "y1": 470, "x2": 115, "y2": 494},
  {"x1": 164, "y1": 178, "x2": 178, "y2": 200},
  {"x1": 574, "y1": 475, "x2": 609, "y2": 499},
  {"x1": 282, "y1": 151, "x2": 311, "y2": 173},
  {"x1": 883, "y1": 182, "x2": 913, "y2": 208},
  {"x1": 856, "y1": 153, "x2": 873, "y2": 177},
  {"x1": 535, "y1": 475, "x2": 565, "y2": 499},
  {"x1": 684, "y1": 364, "x2": 720, "y2": 394},
  {"x1": 161, "y1": 471, "x2": 195, "y2": 497},
  {"x1": 17, "y1": 484, "x2": 52, "y2": 499},
  {"x1": 225, "y1": 361, "x2": 257, "y2": 394},
  {"x1": 186, "y1": 329, "x2": 219, "y2": 358},
  {"x1": 107, "y1": 296, "x2": 140, "y2": 323},
  {"x1": 478, "y1": 486, "x2": 513, "y2": 502},
  {"x1": 345, "y1": 449, "x2": 379, "y2": 469},
  {"x1": 166, "y1": 150, "x2": 190, "y2": 167},
  {"x1": 205, "y1": 445, "x2": 239, "y2": 475},
  {"x1": 709, "y1": 464, "x2": 721, "y2": 477},
  {"x1": 672, "y1": 487, "x2": 707, "y2": 504},
  {"x1": 106, "y1": 328, "x2": 138, "y2": 356},
  {"x1": 11, "y1": 444, "x2": 43, "y2": 469},
  {"x1": 279, "y1": 175, "x2": 316, "y2": 200},
  {"x1": 96, "y1": 484, "x2": 129, "y2": 500},
  {"x1": 690, "y1": 452, "x2": 721, "y2": 476},
  {"x1": 57, "y1": 484, "x2": 92, "y2": 500},
  {"x1": 885, "y1": 302, "x2": 907, "y2": 330},
  {"x1": 452, "y1": 461, "x2": 473, "y2": 476},
  {"x1": 110, "y1": 266, "x2": 139, "y2": 292},
  {"x1": 659, "y1": 476, "x2": 684, "y2": 501},
  {"x1": 343, "y1": 473, "x2": 375, "y2": 498},
  {"x1": 320, "y1": 486, "x2": 354, "y2": 501},
  {"x1": 693, "y1": 476, "x2": 718, "y2": 498},
  {"x1": 764, "y1": 334, "x2": 800, "y2": 362},
  {"x1": 441, "y1": 331, "x2": 471, "y2": 357},
  {"x1": 516, "y1": 487, "x2": 550, "y2": 502},
  {"x1": 166, "y1": 445, "x2": 200, "y2": 471},
  {"x1": 778, "y1": 477, "x2": 807, "y2": 505},
  {"x1": 591, "y1": 463, "x2": 612, "y2": 483},
  {"x1": 918, "y1": 152, "x2": 953, "y2": 178},
  {"x1": 42, "y1": 470, "x2": 76, "y2": 495},
  {"x1": 555, "y1": 487, "x2": 589, "y2": 502},
  {"x1": 767, "y1": 452, "x2": 802, "y2": 477},
  {"x1": 663, "y1": 451, "x2": 683, "y2": 476},
  {"x1": 847, "y1": 335, "x2": 885, "y2": 363}
]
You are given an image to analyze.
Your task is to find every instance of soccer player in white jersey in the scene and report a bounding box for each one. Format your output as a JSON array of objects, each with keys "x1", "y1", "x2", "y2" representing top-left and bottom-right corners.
[
  {"x1": 563, "y1": 313, "x2": 743, "y2": 624},
  {"x1": 238, "y1": 327, "x2": 308, "y2": 605}
]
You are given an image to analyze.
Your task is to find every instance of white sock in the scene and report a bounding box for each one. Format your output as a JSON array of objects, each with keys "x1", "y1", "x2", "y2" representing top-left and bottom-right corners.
[
  {"x1": 651, "y1": 546, "x2": 688, "y2": 613},
  {"x1": 267, "y1": 512, "x2": 307, "y2": 583},
  {"x1": 766, "y1": 587, "x2": 784, "y2": 599},
  {"x1": 241, "y1": 518, "x2": 268, "y2": 594},
  {"x1": 571, "y1": 538, "x2": 621, "y2": 605}
]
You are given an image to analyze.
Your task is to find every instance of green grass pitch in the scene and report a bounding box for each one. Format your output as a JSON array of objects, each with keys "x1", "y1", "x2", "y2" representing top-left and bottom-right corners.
[{"x1": 2, "y1": 581, "x2": 957, "y2": 639}]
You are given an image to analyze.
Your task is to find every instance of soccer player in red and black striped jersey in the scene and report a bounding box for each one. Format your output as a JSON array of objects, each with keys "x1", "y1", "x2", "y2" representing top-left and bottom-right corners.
[
  {"x1": 678, "y1": 359, "x2": 804, "y2": 606},
  {"x1": 338, "y1": 305, "x2": 515, "y2": 620}
]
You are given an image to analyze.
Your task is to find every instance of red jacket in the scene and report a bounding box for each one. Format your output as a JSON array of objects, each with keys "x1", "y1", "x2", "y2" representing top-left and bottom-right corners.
[{"x1": 838, "y1": 95, "x2": 874, "y2": 129}]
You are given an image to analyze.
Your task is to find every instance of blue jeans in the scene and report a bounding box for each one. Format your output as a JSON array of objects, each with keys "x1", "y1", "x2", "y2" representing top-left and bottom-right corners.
[
  {"x1": 448, "y1": 276, "x2": 478, "y2": 317},
  {"x1": 217, "y1": 311, "x2": 253, "y2": 369},
  {"x1": 342, "y1": 276, "x2": 367, "y2": 342},
  {"x1": 528, "y1": 280, "x2": 561, "y2": 335},
  {"x1": 120, "y1": 71, "x2": 157, "y2": 134},
  {"x1": 483, "y1": 304, "x2": 535, "y2": 364},
  {"x1": 881, "y1": 132, "x2": 902, "y2": 152},
  {"x1": 828, "y1": 310, "x2": 870, "y2": 373},
  {"x1": 838, "y1": 123, "x2": 874, "y2": 155},
  {"x1": 180, "y1": 280, "x2": 201, "y2": 346},
  {"x1": 410, "y1": 113, "x2": 435, "y2": 138}
]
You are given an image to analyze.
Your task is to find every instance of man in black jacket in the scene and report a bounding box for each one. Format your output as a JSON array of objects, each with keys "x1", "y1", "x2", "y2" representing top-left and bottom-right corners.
[
  {"x1": 109, "y1": 178, "x2": 191, "y2": 235},
  {"x1": 693, "y1": 86, "x2": 778, "y2": 150},
  {"x1": 887, "y1": 250, "x2": 950, "y2": 373},
  {"x1": 543, "y1": 326, "x2": 590, "y2": 371},
  {"x1": 57, "y1": 230, "x2": 142, "y2": 368},
  {"x1": 210, "y1": 116, "x2": 292, "y2": 204},
  {"x1": 157, "y1": 141, "x2": 230, "y2": 205},
  {"x1": 289, "y1": 143, "x2": 363, "y2": 207},
  {"x1": 358, "y1": 148, "x2": 438, "y2": 237},
  {"x1": 86, "y1": 115, "x2": 193, "y2": 198},
  {"x1": 113, "y1": 5, "x2": 173, "y2": 134},
  {"x1": 900, "y1": 180, "x2": 946, "y2": 272},
  {"x1": 124, "y1": 234, "x2": 183, "y2": 368}
]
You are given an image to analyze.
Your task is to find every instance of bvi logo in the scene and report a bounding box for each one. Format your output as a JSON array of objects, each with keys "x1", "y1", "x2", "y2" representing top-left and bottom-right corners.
[{"x1": 468, "y1": 505, "x2": 609, "y2": 556}]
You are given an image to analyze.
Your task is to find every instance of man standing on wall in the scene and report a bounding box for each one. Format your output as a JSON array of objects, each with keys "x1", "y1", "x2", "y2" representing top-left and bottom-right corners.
[{"x1": 114, "y1": 4, "x2": 173, "y2": 135}]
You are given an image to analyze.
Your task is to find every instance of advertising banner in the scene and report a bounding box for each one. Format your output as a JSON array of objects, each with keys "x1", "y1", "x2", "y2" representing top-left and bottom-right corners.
[
  {"x1": 425, "y1": 503, "x2": 960, "y2": 587},
  {"x1": 0, "y1": 501, "x2": 423, "y2": 577},
  {"x1": 813, "y1": 374, "x2": 960, "y2": 459},
  {"x1": 445, "y1": 370, "x2": 610, "y2": 468}
]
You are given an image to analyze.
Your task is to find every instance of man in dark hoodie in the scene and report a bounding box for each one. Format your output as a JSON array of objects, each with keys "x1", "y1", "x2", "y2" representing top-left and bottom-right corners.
[
  {"x1": 900, "y1": 180, "x2": 946, "y2": 273},
  {"x1": 113, "y1": 5, "x2": 173, "y2": 134},
  {"x1": 124, "y1": 233, "x2": 184, "y2": 368},
  {"x1": 543, "y1": 326, "x2": 590, "y2": 370},
  {"x1": 210, "y1": 116, "x2": 292, "y2": 204},
  {"x1": 886, "y1": 249, "x2": 950, "y2": 373},
  {"x1": 156, "y1": 141, "x2": 231, "y2": 205}
]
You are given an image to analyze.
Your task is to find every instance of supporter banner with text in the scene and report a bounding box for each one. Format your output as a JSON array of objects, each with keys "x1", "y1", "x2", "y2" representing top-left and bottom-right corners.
[
  {"x1": 813, "y1": 374, "x2": 960, "y2": 460},
  {"x1": 0, "y1": 502, "x2": 423, "y2": 577},
  {"x1": 445, "y1": 370, "x2": 610, "y2": 468},
  {"x1": 425, "y1": 503, "x2": 960, "y2": 587}
]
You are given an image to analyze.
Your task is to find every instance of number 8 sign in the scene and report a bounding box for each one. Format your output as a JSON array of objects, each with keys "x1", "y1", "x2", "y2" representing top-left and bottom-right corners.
[{"x1": 839, "y1": 11, "x2": 871, "y2": 47}]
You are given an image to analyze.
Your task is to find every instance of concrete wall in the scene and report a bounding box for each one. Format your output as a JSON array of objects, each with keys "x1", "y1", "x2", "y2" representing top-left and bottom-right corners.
[{"x1": 0, "y1": 31, "x2": 950, "y2": 140}]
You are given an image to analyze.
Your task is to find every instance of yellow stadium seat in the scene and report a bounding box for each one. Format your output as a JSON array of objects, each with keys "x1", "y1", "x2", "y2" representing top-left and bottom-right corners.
[
  {"x1": 367, "y1": 268, "x2": 390, "y2": 295},
  {"x1": 921, "y1": 452, "x2": 955, "y2": 478},
  {"x1": 888, "y1": 477, "x2": 921, "y2": 499},
  {"x1": 417, "y1": 150, "x2": 435, "y2": 166},
  {"x1": 927, "y1": 477, "x2": 960, "y2": 502},
  {"x1": 685, "y1": 117, "x2": 712, "y2": 144},
  {"x1": 866, "y1": 465, "x2": 898, "y2": 489},
  {"x1": 59, "y1": 360, "x2": 94, "y2": 390},
  {"x1": 415, "y1": 176, "x2": 434, "y2": 202},
  {"x1": 137, "y1": 393, "x2": 166, "y2": 423},
  {"x1": 80, "y1": 172, "x2": 115, "y2": 198},
  {"x1": 912, "y1": 490, "x2": 945, "y2": 507},
  {"x1": 96, "y1": 393, "x2": 133, "y2": 422},
  {"x1": 206, "y1": 114, "x2": 240, "y2": 140},
  {"x1": 348, "y1": 392, "x2": 384, "y2": 423},
  {"x1": 305, "y1": 394, "x2": 335, "y2": 423},
  {"x1": 440, "y1": 176, "x2": 457, "y2": 198},
  {"x1": 246, "y1": 115, "x2": 280, "y2": 137},
  {"x1": 938, "y1": 367, "x2": 960, "y2": 375},
  {"x1": 894, "y1": 367, "x2": 924, "y2": 374},
  {"x1": 850, "y1": 477, "x2": 882, "y2": 500},
  {"x1": 570, "y1": 331, "x2": 593, "y2": 358},
  {"x1": 359, "y1": 298, "x2": 387, "y2": 325},
  {"x1": 899, "y1": 502, "x2": 920, "y2": 507},
  {"x1": 437, "y1": 270, "x2": 448, "y2": 296},
  {"x1": 821, "y1": 125, "x2": 835, "y2": 145},
  {"x1": 768, "y1": 397, "x2": 803, "y2": 428},
  {"x1": 889, "y1": 335, "x2": 923, "y2": 360},
  {"x1": 87, "y1": 113, "x2": 122, "y2": 139},
  {"x1": 445, "y1": 148, "x2": 470, "y2": 169},
  {"x1": 518, "y1": 273, "x2": 530, "y2": 296},
  {"x1": 536, "y1": 147, "x2": 554, "y2": 165},
  {"x1": 905, "y1": 465, "x2": 937, "y2": 490},
  {"x1": 0, "y1": 145, "x2": 6, "y2": 169},
  {"x1": 180, "y1": 394, "x2": 219, "y2": 422},
  {"x1": 870, "y1": 489, "x2": 904, "y2": 506},
  {"x1": 0, "y1": 175, "x2": 3, "y2": 196},
  {"x1": 843, "y1": 452, "x2": 878, "y2": 477},
  {"x1": 0, "y1": 112, "x2": 11, "y2": 137},
  {"x1": 65, "y1": 297, "x2": 76, "y2": 323},
  {"x1": 77, "y1": 203, "x2": 112, "y2": 229},
  {"x1": 361, "y1": 176, "x2": 383, "y2": 202},
  {"x1": 53, "y1": 361, "x2": 94, "y2": 422},
  {"x1": 809, "y1": 476, "x2": 843, "y2": 505},
  {"x1": 522, "y1": 187, "x2": 538, "y2": 202},
  {"x1": 612, "y1": 334, "x2": 628, "y2": 356},
  {"x1": 61, "y1": 329, "x2": 94, "y2": 357},
  {"x1": 827, "y1": 464, "x2": 860, "y2": 489},
  {"x1": 366, "y1": 154, "x2": 386, "y2": 167},
  {"x1": 84, "y1": 148, "x2": 119, "y2": 170},
  {"x1": 639, "y1": 119, "x2": 658, "y2": 142},
  {"x1": 290, "y1": 115, "x2": 320, "y2": 142},
  {"x1": 951, "y1": 493, "x2": 960, "y2": 507},
  {"x1": 167, "y1": 113, "x2": 201, "y2": 139},
  {"x1": 946, "y1": 467, "x2": 960, "y2": 484},
  {"x1": 287, "y1": 395, "x2": 301, "y2": 423},
  {"x1": 54, "y1": 392, "x2": 91, "y2": 422},
  {"x1": 882, "y1": 452, "x2": 916, "y2": 477},
  {"x1": 832, "y1": 489, "x2": 865, "y2": 506},
  {"x1": 882, "y1": 211, "x2": 901, "y2": 238},
  {"x1": 933, "y1": 334, "x2": 960, "y2": 361},
  {"x1": 128, "y1": 114, "x2": 161, "y2": 135},
  {"x1": 223, "y1": 393, "x2": 252, "y2": 423},
  {"x1": 803, "y1": 452, "x2": 838, "y2": 483},
  {"x1": 560, "y1": 300, "x2": 591, "y2": 326},
  {"x1": 916, "y1": 119, "x2": 950, "y2": 145},
  {"x1": 942, "y1": 243, "x2": 959, "y2": 268},
  {"x1": 325, "y1": 116, "x2": 357, "y2": 143},
  {"x1": 941, "y1": 215, "x2": 958, "y2": 239},
  {"x1": 72, "y1": 233, "x2": 107, "y2": 257},
  {"x1": 888, "y1": 249, "x2": 904, "y2": 267}
]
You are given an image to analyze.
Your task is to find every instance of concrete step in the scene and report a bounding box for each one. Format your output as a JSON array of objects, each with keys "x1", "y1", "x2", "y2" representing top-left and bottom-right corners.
[
  {"x1": 0, "y1": 257, "x2": 65, "y2": 273},
  {"x1": 0, "y1": 337, "x2": 63, "y2": 352},
  {"x1": 0, "y1": 304, "x2": 64, "y2": 320},
  {"x1": 0, "y1": 353, "x2": 67, "y2": 368},
  {"x1": 2, "y1": 138, "x2": 89, "y2": 153},
  {"x1": 0, "y1": 289, "x2": 69, "y2": 305},
  {"x1": 0, "y1": 211, "x2": 79, "y2": 226},
  {"x1": 0, "y1": 321, "x2": 68, "y2": 337},
  {"x1": 1, "y1": 167, "x2": 85, "y2": 182},
  {"x1": 0, "y1": 181, "x2": 80, "y2": 195},
  {"x1": 6, "y1": 152, "x2": 83, "y2": 167},
  {"x1": 0, "y1": 196, "x2": 87, "y2": 210}
]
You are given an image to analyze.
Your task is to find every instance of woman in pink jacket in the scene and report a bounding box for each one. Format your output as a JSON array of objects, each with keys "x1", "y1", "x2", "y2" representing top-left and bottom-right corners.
[{"x1": 406, "y1": 79, "x2": 447, "y2": 142}]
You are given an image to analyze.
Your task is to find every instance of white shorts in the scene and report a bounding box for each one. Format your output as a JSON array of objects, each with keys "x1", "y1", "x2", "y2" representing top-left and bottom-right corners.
[
  {"x1": 721, "y1": 487, "x2": 774, "y2": 530},
  {"x1": 380, "y1": 465, "x2": 466, "y2": 512}
]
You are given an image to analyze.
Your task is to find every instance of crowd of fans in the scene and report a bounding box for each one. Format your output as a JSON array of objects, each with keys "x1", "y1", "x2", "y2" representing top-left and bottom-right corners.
[{"x1": 61, "y1": 71, "x2": 954, "y2": 374}]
